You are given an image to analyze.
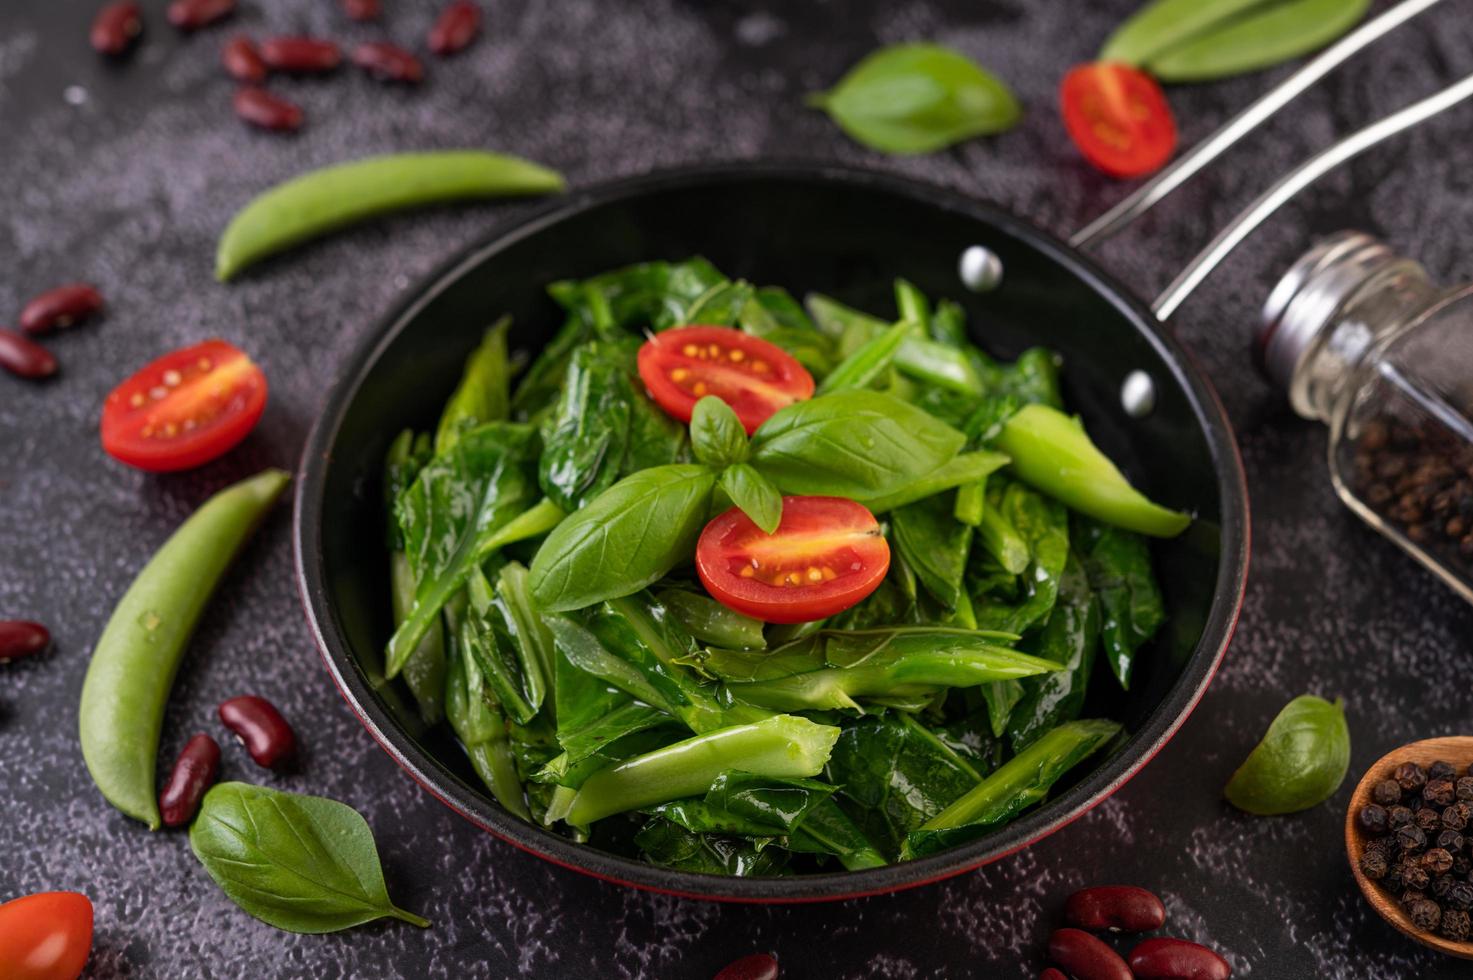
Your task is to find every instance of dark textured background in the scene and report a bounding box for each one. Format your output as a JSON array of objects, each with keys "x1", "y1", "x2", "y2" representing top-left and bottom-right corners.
[{"x1": 4, "y1": 1, "x2": 1473, "y2": 977}]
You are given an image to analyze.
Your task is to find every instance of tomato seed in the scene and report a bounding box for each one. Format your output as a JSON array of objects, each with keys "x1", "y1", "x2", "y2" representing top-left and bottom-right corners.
[
  {"x1": 19, "y1": 284, "x2": 104, "y2": 336},
  {"x1": 428, "y1": 0, "x2": 480, "y2": 55},
  {"x1": 1064, "y1": 885, "x2": 1167, "y2": 933},
  {"x1": 1127, "y1": 938, "x2": 1232, "y2": 980},
  {"x1": 340, "y1": 0, "x2": 381, "y2": 21},
  {"x1": 0, "y1": 329, "x2": 58, "y2": 380},
  {"x1": 232, "y1": 87, "x2": 303, "y2": 133},
  {"x1": 221, "y1": 36, "x2": 267, "y2": 83},
  {"x1": 166, "y1": 0, "x2": 235, "y2": 32},
  {"x1": 0, "y1": 621, "x2": 51, "y2": 662},
  {"x1": 1048, "y1": 928, "x2": 1132, "y2": 980},
  {"x1": 91, "y1": 1, "x2": 143, "y2": 56},
  {"x1": 352, "y1": 42, "x2": 423, "y2": 84},
  {"x1": 219, "y1": 695, "x2": 296, "y2": 768},
  {"x1": 159, "y1": 734, "x2": 221, "y2": 826},
  {"x1": 714, "y1": 953, "x2": 779, "y2": 980},
  {"x1": 259, "y1": 36, "x2": 342, "y2": 74}
]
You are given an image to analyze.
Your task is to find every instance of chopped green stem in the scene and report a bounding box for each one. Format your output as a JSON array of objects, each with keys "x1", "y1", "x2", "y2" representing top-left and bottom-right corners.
[
  {"x1": 806, "y1": 293, "x2": 982, "y2": 394},
  {"x1": 954, "y1": 480, "x2": 986, "y2": 526},
  {"x1": 817, "y1": 320, "x2": 913, "y2": 395},
  {"x1": 978, "y1": 505, "x2": 1030, "y2": 575}
]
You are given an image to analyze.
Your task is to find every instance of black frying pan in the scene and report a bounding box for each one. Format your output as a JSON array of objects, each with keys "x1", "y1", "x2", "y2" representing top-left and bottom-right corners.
[{"x1": 293, "y1": 163, "x2": 1249, "y2": 902}]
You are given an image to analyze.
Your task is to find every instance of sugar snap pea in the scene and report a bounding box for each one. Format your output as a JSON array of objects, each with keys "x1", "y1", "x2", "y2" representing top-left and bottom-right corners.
[
  {"x1": 80, "y1": 469, "x2": 290, "y2": 829},
  {"x1": 1100, "y1": 0, "x2": 1264, "y2": 66},
  {"x1": 1145, "y1": 0, "x2": 1370, "y2": 83},
  {"x1": 215, "y1": 151, "x2": 566, "y2": 281}
]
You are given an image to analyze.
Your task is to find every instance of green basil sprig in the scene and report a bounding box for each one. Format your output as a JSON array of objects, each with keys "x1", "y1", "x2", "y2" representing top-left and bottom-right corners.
[
  {"x1": 189, "y1": 783, "x2": 430, "y2": 934},
  {"x1": 808, "y1": 43, "x2": 1022, "y2": 155},
  {"x1": 719, "y1": 463, "x2": 783, "y2": 535},
  {"x1": 1224, "y1": 694, "x2": 1350, "y2": 815},
  {"x1": 690, "y1": 396, "x2": 749, "y2": 468}
]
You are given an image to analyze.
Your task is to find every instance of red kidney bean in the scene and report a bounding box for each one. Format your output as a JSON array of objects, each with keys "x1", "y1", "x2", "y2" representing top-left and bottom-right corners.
[
  {"x1": 91, "y1": 1, "x2": 143, "y2": 56},
  {"x1": 0, "y1": 621, "x2": 51, "y2": 663},
  {"x1": 19, "y1": 284, "x2": 103, "y2": 336},
  {"x1": 0, "y1": 329, "x2": 58, "y2": 380},
  {"x1": 259, "y1": 36, "x2": 343, "y2": 74},
  {"x1": 1064, "y1": 885, "x2": 1167, "y2": 933},
  {"x1": 340, "y1": 0, "x2": 381, "y2": 21},
  {"x1": 1048, "y1": 928, "x2": 1131, "y2": 980},
  {"x1": 428, "y1": 0, "x2": 480, "y2": 55},
  {"x1": 232, "y1": 87, "x2": 303, "y2": 133},
  {"x1": 713, "y1": 953, "x2": 778, "y2": 980},
  {"x1": 352, "y1": 42, "x2": 424, "y2": 84},
  {"x1": 219, "y1": 695, "x2": 296, "y2": 767},
  {"x1": 222, "y1": 36, "x2": 267, "y2": 84},
  {"x1": 1128, "y1": 938, "x2": 1232, "y2": 980},
  {"x1": 1040, "y1": 971, "x2": 1068, "y2": 980},
  {"x1": 159, "y1": 734, "x2": 221, "y2": 826},
  {"x1": 166, "y1": 0, "x2": 235, "y2": 32}
]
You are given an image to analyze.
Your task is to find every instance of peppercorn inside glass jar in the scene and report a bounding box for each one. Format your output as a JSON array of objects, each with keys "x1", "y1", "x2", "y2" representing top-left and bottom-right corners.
[{"x1": 1259, "y1": 232, "x2": 1473, "y2": 604}]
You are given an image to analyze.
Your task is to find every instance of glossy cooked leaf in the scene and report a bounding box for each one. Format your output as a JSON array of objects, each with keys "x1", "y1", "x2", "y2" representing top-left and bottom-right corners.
[
  {"x1": 656, "y1": 587, "x2": 767, "y2": 650},
  {"x1": 648, "y1": 770, "x2": 838, "y2": 837},
  {"x1": 786, "y1": 798, "x2": 889, "y2": 869},
  {"x1": 528, "y1": 464, "x2": 718, "y2": 612},
  {"x1": 1224, "y1": 695, "x2": 1350, "y2": 815},
  {"x1": 974, "y1": 479, "x2": 1070, "y2": 634},
  {"x1": 189, "y1": 783, "x2": 429, "y2": 934},
  {"x1": 684, "y1": 280, "x2": 757, "y2": 327},
  {"x1": 806, "y1": 293, "x2": 982, "y2": 394},
  {"x1": 1076, "y1": 517, "x2": 1164, "y2": 691},
  {"x1": 717, "y1": 463, "x2": 783, "y2": 535},
  {"x1": 1005, "y1": 553, "x2": 1100, "y2": 752},
  {"x1": 690, "y1": 395, "x2": 750, "y2": 468},
  {"x1": 383, "y1": 429, "x2": 432, "y2": 549},
  {"x1": 537, "y1": 342, "x2": 637, "y2": 511},
  {"x1": 537, "y1": 702, "x2": 680, "y2": 790},
  {"x1": 749, "y1": 390, "x2": 965, "y2": 504},
  {"x1": 634, "y1": 819, "x2": 789, "y2": 876},
  {"x1": 546, "y1": 613, "x2": 674, "y2": 716},
  {"x1": 547, "y1": 257, "x2": 729, "y2": 333},
  {"x1": 810, "y1": 43, "x2": 1022, "y2": 154},
  {"x1": 891, "y1": 493, "x2": 973, "y2": 608},
  {"x1": 435, "y1": 318, "x2": 511, "y2": 455}
]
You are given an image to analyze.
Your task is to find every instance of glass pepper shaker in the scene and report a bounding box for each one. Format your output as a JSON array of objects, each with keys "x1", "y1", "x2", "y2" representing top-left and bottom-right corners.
[{"x1": 1258, "y1": 231, "x2": 1473, "y2": 604}]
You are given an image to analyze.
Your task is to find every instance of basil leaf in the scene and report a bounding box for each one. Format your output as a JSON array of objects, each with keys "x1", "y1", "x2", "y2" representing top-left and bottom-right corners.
[
  {"x1": 749, "y1": 390, "x2": 964, "y2": 503},
  {"x1": 189, "y1": 783, "x2": 429, "y2": 934},
  {"x1": 808, "y1": 43, "x2": 1021, "y2": 155},
  {"x1": 1225, "y1": 695, "x2": 1350, "y2": 815},
  {"x1": 690, "y1": 396, "x2": 750, "y2": 468},
  {"x1": 529, "y1": 464, "x2": 717, "y2": 612},
  {"x1": 718, "y1": 463, "x2": 782, "y2": 535}
]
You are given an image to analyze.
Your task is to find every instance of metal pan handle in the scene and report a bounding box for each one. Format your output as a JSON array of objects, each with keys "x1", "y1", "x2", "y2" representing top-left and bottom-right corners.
[{"x1": 1067, "y1": 0, "x2": 1462, "y2": 322}]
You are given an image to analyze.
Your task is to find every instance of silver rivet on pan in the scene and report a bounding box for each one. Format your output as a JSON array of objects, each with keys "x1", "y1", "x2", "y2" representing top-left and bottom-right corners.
[
  {"x1": 1121, "y1": 370, "x2": 1156, "y2": 417},
  {"x1": 958, "y1": 246, "x2": 1003, "y2": 293}
]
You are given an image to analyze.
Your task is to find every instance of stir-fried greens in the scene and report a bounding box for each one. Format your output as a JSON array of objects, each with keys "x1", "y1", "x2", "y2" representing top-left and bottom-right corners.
[{"x1": 379, "y1": 257, "x2": 1186, "y2": 874}]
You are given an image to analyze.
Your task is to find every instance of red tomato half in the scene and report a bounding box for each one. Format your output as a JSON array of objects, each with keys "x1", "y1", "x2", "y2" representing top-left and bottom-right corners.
[
  {"x1": 1060, "y1": 62, "x2": 1177, "y2": 178},
  {"x1": 100, "y1": 339, "x2": 268, "y2": 472},
  {"x1": 637, "y1": 325, "x2": 814, "y2": 435},
  {"x1": 696, "y1": 496, "x2": 890, "y2": 624},
  {"x1": 0, "y1": 891, "x2": 94, "y2": 980}
]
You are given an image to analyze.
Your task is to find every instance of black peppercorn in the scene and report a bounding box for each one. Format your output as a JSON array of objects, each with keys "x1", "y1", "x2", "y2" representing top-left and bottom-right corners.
[
  {"x1": 1403, "y1": 863, "x2": 1432, "y2": 890},
  {"x1": 1395, "y1": 762, "x2": 1429, "y2": 792},
  {"x1": 1433, "y1": 874, "x2": 1455, "y2": 899},
  {"x1": 1457, "y1": 776, "x2": 1473, "y2": 802},
  {"x1": 1416, "y1": 808, "x2": 1443, "y2": 832},
  {"x1": 1456, "y1": 854, "x2": 1473, "y2": 877},
  {"x1": 1402, "y1": 888, "x2": 1428, "y2": 908},
  {"x1": 1448, "y1": 881, "x2": 1473, "y2": 912},
  {"x1": 1442, "y1": 909, "x2": 1472, "y2": 942},
  {"x1": 1424, "y1": 848, "x2": 1455, "y2": 875},
  {"x1": 1389, "y1": 805, "x2": 1415, "y2": 830},
  {"x1": 1410, "y1": 899, "x2": 1442, "y2": 932},
  {"x1": 1427, "y1": 779, "x2": 1457, "y2": 807},
  {"x1": 1361, "y1": 849, "x2": 1390, "y2": 880},
  {"x1": 1445, "y1": 802, "x2": 1473, "y2": 832},
  {"x1": 1437, "y1": 829, "x2": 1466, "y2": 853},
  {"x1": 1398, "y1": 824, "x2": 1429, "y2": 854},
  {"x1": 1373, "y1": 779, "x2": 1402, "y2": 806},
  {"x1": 1358, "y1": 803, "x2": 1390, "y2": 835},
  {"x1": 1431, "y1": 761, "x2": 1458, "y2": 781}
]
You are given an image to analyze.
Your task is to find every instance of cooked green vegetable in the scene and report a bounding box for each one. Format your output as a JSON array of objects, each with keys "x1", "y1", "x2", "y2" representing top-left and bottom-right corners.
[
  {"x1": 1225, "y1": 695, "x2": 1350, "y2": 815},
  {"x1": 436, "y1": 319, "x2": 511, "y2": 455},
  {"x1": 189, "y1": 783, "x2": 429, "y2": 933},
  {"x1": 80, "y1": 469, "x2": 288, "y2": 829},
  {"x1": 216, "y1": 151, "x2": 565, "y2": 281},
  {"x1": 808, "y1": 43, "x2": 1022, "y2": 155}
]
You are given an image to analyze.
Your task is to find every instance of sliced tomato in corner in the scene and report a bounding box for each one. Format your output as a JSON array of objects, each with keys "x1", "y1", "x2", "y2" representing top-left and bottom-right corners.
[
  {"x1": 1060, "y1": 62, "x2": 1177, "y2": 179},
  {"x1": 100, "y1": 339, "x2": 268, "y2": 472},
  {"x1": 696, "y1": 496, "x2": 890, "y2": 624},
  {"x1": 637, "y1": 325, "x2": 814, "y2": 435}
]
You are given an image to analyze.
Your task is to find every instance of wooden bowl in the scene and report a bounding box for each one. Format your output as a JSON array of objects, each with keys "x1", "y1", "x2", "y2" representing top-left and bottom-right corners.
[{"x1": 1345, "y1": 736, "x2": 1473, "y2": 959}]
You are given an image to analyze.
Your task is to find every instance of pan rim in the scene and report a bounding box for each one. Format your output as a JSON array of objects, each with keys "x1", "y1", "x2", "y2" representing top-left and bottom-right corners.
[{"x1": 293, "y1": 160, "x2": 1251, "y2": 902}]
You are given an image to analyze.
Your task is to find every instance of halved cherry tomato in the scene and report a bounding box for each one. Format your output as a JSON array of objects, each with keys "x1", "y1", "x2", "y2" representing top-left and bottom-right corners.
[
  {"x1": 637, "y1": 325, "x2": 814, "y2": 435},
  {"x1": 0, "y1": 891, "x2": 93, "y2": 980},
  {"x1": 1060, "y1": 62, "x2": 1177, "y2": 179},
  {"x1": 696, "y1": 496, "x2": 890, "y2": 623},
  {"x1": 100, "y1": 339, "x2": 268, "y2": 472}
]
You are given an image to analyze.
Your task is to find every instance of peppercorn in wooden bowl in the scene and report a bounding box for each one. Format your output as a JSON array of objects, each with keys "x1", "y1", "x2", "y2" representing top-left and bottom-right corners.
[{"x1": 1346, "y1": 737, "x2": 1473, "y2": 960}]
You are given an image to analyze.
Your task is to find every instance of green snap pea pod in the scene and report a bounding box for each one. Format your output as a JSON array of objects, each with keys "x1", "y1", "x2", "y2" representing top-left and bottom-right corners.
[
  {"x1": 1146, "y1": 0, "x2": 1370, "y2": 82},
  {"x1": 816, "y1": 320, "x2": 913, "y2": 394},
  {"x1": 79, "y1": 469, "x2": 290, "y2": 829},
  {"x1": 216, "y1": 151, "x2": 566, "y2": 281},
  {"x1": 1100, "y1": 0, "x2": 1263, "y2": 65},
  {"x1": 954, "y1": 480, "x2": 986, "y2": 526},
  {"x1": 994, "y1": 403, "x2": 1190, "y2": 538},
  {"x1": 805, "y1": 293, "x2": 982, "y2": 394}
]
